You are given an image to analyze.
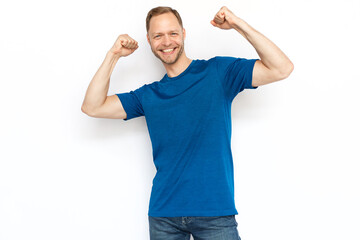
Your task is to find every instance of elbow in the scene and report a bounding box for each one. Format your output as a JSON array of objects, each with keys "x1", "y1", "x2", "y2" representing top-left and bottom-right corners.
[
  {"x1": 278, "y1": 61, "x2": 294, "y2": 80},
  {"x1": 81, "y1": 105, "x2": 96, "y2": 117},
  {"x1": 81, "y1": 104, "x2": 88, "y2": 114},
  {"x1": 286, "y1": 61, "x2": 294, "y2": 77},
  {"x1": 81, "y1": 105, "x2": 86, "y2": 114}
]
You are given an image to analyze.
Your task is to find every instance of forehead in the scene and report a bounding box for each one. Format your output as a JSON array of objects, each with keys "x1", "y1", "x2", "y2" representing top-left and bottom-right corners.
[{"x1": 148, "y1": 12, "x2": 182, "y2": 35}]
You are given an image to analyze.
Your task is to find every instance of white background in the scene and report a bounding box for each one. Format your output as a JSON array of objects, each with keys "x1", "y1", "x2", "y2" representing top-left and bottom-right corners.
[{"x1": 1, "y1": 0, "x2": 359, "y2": 239}]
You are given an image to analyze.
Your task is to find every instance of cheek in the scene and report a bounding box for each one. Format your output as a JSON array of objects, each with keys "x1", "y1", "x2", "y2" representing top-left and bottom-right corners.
[
  {"x1": 176, "y1": 39, "x2": 184, "y2": 46},
  {"x1": 149, "y1": 42, "x2": 157, "y2": 50},
  {"x1": 152, "y1": 41, "x2": 161, "y2": 49}
]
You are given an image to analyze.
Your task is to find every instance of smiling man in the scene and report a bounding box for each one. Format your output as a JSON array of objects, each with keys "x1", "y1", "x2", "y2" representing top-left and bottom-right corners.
[{"x1": 81, "y1": 6, "x2": 293, "y2": 240}]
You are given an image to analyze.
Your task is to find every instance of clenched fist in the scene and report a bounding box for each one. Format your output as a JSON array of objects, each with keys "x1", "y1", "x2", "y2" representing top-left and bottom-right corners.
[
  {"x1": 210, "y1": 6, "x2": 240, "y2": 30},
  {"x1": 109, "y1": 34, "x2": 139, "y2": 57}
]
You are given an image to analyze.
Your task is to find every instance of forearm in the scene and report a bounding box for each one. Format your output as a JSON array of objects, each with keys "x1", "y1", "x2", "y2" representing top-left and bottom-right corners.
[
  {"x1": 82, "y1": 51, "x2": 120, "y2": 112},
  {"x1": 233, "y1": 18, "x2": 293, "y2": 74}
]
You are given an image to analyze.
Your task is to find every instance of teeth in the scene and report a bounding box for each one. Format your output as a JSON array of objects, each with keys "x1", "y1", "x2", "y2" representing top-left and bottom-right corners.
[{"x1": 162, "y1": 48, "x2": 174, "y2": 53}]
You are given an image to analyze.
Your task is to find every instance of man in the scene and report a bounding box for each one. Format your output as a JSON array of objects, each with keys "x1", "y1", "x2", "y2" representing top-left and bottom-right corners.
[{"x1": 81, "y1": 6, "x2": 293, "y2": 240}]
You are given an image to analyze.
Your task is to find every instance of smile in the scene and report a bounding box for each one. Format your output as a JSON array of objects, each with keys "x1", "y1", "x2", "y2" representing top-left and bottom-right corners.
[{"x1": 161, "y1": 48, "x2": 176, "y2": 55}]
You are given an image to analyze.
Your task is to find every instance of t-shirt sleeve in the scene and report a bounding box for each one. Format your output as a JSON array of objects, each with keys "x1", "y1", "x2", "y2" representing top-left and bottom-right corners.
[
  {"x1": 115, "y1": 85, "x2": 145, "y2": 121},
  {"x1": 215, "y1": 56, "x2": 259, "y2": 101}
]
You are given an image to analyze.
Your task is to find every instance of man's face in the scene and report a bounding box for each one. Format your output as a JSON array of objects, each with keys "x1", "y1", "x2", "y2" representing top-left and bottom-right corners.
[{"x1": 147, "y1": 12, "x2": 185, "y2": 65}]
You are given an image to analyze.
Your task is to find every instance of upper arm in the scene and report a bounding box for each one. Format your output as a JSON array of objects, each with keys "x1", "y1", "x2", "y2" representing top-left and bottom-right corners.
[
  {"x1": 85, "y1": 95, "x2": 127, "y2": 119},
  {"x1": 252, "y1": 60, "x2": 293, "y2": 87}
]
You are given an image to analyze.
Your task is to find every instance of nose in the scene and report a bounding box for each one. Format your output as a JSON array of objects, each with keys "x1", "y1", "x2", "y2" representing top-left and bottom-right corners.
[{"x1": 162, "y1": 34, "x2": 171, "y2": 46}]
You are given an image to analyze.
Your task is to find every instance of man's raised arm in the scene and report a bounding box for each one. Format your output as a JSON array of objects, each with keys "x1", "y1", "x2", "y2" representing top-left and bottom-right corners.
[
  {"x1": 211, "y1": 6, "x2": 294, "y2": 87},
  {"x1": 81, "y1": 34, "x2": 138, "y2": 119}
]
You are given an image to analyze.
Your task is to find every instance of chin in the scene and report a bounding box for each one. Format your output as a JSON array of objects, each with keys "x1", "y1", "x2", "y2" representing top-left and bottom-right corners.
[
  {"x1": 161, "y1": 58, "x2": 178, "y2": 64},
  {"x1": 156, "y1": 53, "x2": 178, "y2": 65}
]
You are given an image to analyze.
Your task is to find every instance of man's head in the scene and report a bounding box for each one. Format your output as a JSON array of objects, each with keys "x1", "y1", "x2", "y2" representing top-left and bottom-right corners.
[{"x1": 146, "y1": 6, "x2": 186, "y2": 65}]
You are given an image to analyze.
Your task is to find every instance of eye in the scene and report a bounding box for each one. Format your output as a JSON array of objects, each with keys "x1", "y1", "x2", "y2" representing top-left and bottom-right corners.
[
  {"x1": 171, "y1": 32, "x2": 178, "y2": 36},
  {"x1": 154, "y1": 35, "x2": 161, "y2": 39}
]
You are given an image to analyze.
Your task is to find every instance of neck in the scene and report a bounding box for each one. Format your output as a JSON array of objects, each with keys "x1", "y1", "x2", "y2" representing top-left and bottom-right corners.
[{"x1": 163, "y1": 53, "x2": 192, "y2": 78}]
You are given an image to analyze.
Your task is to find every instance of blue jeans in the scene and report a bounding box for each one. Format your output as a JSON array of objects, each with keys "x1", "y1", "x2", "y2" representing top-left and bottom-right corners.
[{"x1": 148, "y1": 215, "x2": 241, "y2": 240}]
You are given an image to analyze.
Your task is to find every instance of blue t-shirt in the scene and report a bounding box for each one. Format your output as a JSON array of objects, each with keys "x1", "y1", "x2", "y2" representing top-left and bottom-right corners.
[{"x1": 116, "y1": 56, "x2": 258, "y2": 217}]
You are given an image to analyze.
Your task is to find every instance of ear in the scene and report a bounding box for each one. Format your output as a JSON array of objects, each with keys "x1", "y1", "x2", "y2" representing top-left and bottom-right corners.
[
  {"x1": 146, "y1": 34, "x2": 150, "y2": 44},
  {"x1": 182, "y1": 28, "x2": 186, "y2": 39}
]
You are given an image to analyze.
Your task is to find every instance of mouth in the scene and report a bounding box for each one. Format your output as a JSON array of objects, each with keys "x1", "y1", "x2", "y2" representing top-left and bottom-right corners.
[{"x1": 160, "y1": 47, "x2": 177, "y2": 55}]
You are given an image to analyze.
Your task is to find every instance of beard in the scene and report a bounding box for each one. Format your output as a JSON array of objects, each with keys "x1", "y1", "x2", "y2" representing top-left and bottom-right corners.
[{"x1": 151, "y1": 42, "x2": 184, "y2": 65}]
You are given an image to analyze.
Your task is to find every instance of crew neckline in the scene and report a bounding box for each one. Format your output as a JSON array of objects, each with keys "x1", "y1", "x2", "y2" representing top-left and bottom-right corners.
[{"x1": 161, "y1": 60, "x2": 196, "y2": 83}]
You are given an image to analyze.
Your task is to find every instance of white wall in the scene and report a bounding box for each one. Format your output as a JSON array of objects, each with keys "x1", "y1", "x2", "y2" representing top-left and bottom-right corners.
[{"x1": 1, "y1": 0, "x2": 359, "y2": 239}]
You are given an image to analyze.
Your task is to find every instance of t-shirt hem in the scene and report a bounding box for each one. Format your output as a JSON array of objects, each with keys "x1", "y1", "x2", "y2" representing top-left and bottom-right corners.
[
  {"x1": 115, "y1": 93, "x2": 130, "y2": 121},
  {"x1": 247, "y1": 59, "x2": 260, "y2": 89},
  {"x1": 148, "y1": 208, "x2": 238, "y2": 217}
]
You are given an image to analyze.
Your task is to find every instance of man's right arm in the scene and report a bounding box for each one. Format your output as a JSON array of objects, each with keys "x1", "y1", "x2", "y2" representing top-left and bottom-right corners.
[{"x1": 81, "y1": 34, "x2": 138, "y2": 119}]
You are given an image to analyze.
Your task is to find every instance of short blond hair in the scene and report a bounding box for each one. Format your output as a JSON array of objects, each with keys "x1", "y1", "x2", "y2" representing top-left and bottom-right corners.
[{"x1": 146, "y1": 6, "x2": 183, "y2": 32}]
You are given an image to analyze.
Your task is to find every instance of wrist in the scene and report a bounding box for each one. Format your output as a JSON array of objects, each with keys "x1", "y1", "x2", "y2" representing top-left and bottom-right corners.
[
  {"x1": 231, "y1": 17, "x2": 248, "y2": 31},
  {"x1": 107, "y1": 50, "x2": 122, "y2": 60}
]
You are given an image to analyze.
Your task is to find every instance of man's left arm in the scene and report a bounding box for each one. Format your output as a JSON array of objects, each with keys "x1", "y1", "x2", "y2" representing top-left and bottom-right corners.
[{"x1": 211, "y1": 6, "x2": 294, "y2": 87}]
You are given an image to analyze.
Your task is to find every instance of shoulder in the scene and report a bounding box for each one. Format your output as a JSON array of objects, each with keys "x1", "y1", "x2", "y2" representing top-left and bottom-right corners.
[
  {"x1": 129, "y1": 82, "x2": 154, "y2": 98},
  {"x1": 139, "y1": 80, "x2": 163, "y2": 92},
  {"x1": 207, "y1": 56, "x2": 239, "y2": 67},
  {"x1": 192, "y1": 57, "x2": 226, "y2": 69},
  {"x1": 212, "y1": 56, "x2": 258, "y2": 71},
  {"x1": 213, "y1": 56, "x2": 248, "y2": 65},
  {"x1": 208, "y1": 56, "x2": 237, "y2": 72}
]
